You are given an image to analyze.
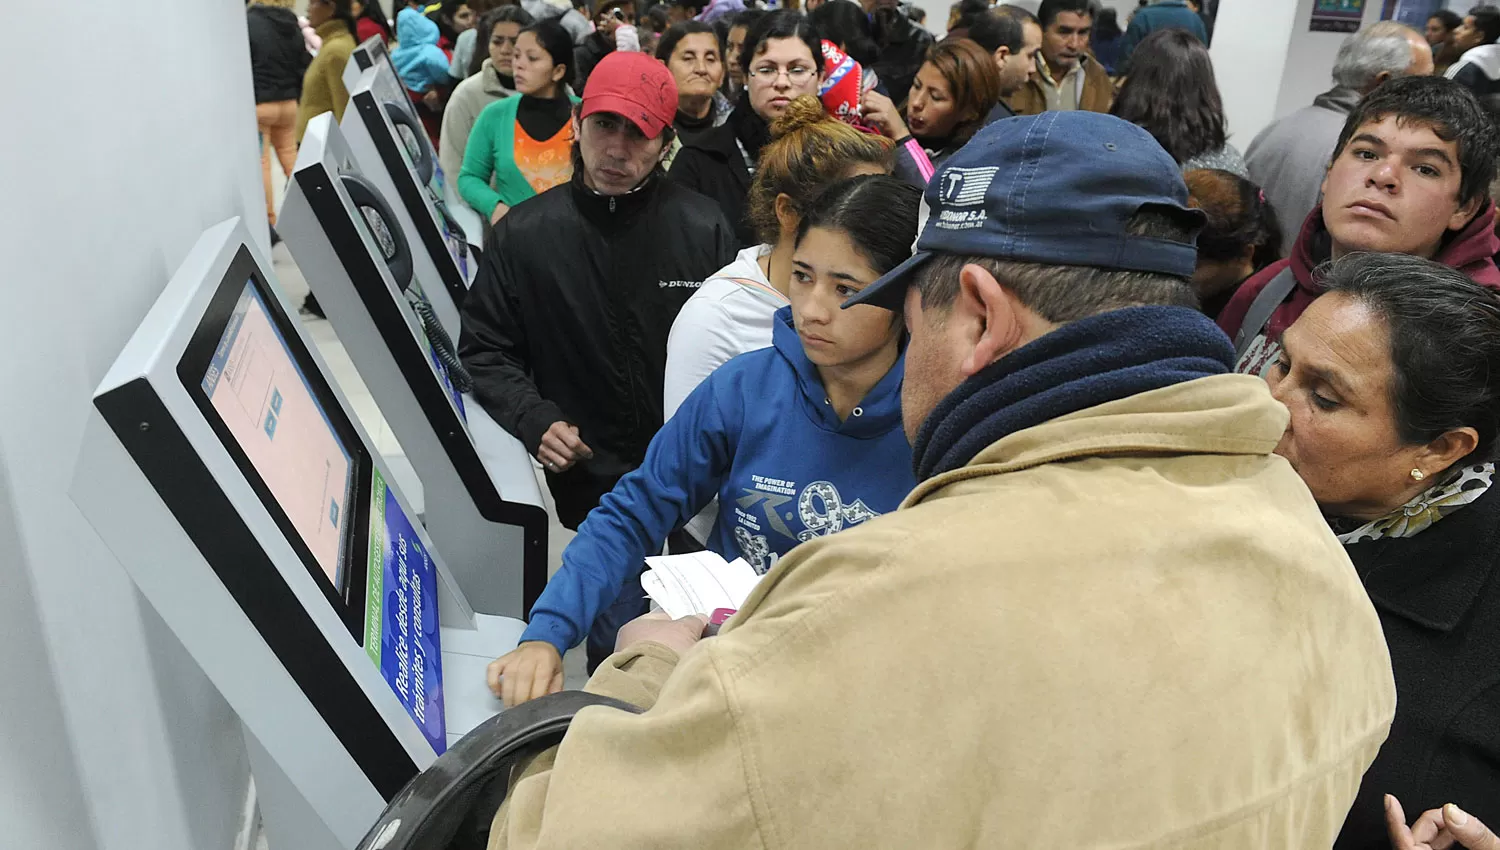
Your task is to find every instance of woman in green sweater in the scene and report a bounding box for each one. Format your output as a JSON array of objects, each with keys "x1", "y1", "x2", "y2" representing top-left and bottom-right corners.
[{"x1": 458, "y1": 19, "x2": 580, "y2": 224}]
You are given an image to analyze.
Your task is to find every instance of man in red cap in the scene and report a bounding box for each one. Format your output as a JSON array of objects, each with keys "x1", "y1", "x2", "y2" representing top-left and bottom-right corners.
[{"x1": 461, "y1": 50, "x2": 737, "y2": 673}]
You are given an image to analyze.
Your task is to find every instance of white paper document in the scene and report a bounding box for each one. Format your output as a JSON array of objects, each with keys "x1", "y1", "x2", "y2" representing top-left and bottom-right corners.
[{"x1": 641, "y1": 552, "x2": 763, "y2": 619}]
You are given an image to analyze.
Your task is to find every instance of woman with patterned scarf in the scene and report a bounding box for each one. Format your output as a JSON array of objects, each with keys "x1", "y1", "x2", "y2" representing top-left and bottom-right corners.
[{"x1": 1266, "y1": 252, "x2": 1500, "y2": 849}]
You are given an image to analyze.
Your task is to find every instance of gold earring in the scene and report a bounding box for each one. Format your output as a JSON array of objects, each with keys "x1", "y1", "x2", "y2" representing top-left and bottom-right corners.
[{"x1": 1411, "y1": 468, "x2": 1426, "y2": 482}]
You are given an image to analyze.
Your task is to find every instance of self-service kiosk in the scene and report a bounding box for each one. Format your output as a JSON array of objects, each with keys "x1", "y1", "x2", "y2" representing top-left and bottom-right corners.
[
  {"x1": 345, "y1": 36, "x2": 486, "y2": 247},
  {"x1": 71, "y1": 219, "x2": 518, "y2": 850},
  {"x1": 279, "y1": 112, "x2": 548, "y2": 620},
  {"x1": 339, "y1": 60, "x2": 477, "y2": 339}
]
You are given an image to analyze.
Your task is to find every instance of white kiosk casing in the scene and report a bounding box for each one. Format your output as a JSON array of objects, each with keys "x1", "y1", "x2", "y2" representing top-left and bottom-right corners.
[
  {"x1": 338, "y1": 62, "x2": 475, "y2": 339},
  {"x1": 71, "y1": 219, "x2": 518, "y2": 849},
  {"x1": 280, "y1": 112, "x2": 549, "y2": 620}
]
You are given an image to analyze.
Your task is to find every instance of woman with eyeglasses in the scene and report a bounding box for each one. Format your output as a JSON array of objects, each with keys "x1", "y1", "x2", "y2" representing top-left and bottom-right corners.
[
  {"x1": 669, "y1": 9, "x2": 824, "y2": 246},
  {"x1": 440, "y1": 6, "x2": 534, "y2": 198}
]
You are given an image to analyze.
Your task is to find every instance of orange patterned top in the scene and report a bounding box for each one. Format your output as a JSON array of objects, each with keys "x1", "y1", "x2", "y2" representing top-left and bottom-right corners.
[{"x1": 511, "y1": 119, "x2": 575, "y2": 196}]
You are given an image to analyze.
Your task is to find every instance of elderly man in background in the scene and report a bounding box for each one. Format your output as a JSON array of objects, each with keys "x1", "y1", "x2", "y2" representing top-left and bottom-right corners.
[{"x1": 1245, "y1": 21, "x2": 1433, "y2": 254}]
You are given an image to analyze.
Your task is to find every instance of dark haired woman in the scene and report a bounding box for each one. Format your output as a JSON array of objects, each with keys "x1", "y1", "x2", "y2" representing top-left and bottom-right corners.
[
  {"x1": 861, "y1": 39, "x2": 1000, "y2": 187},
  {"x1": 1183, "y1": 169, "x2": 1282, "y2": 318},
  {"x1": 722, "y1": 9, "x2": 765, "y2": 99},
  {"x1": 458, "y1": 19, "x2": 579, "y2": 223},
  {"x1": 1264, "y1": 253, "x2": 1500, "y2": 848},
  {"x1": 351, "y1": 0, "x2": 394, "y2": 43},
  {"x1": 1111, "y1": 28, "x2": 1245, "y2": 176},
  {"x1": 665, "y1": 95, "x2": 893, "y2": 544},
  {"x1": 441, "y1": 5, "x2": 534, "y2": 196},
  {"x1": 670, "y1": 9, "x2": 824, "y2": 246},
  {"x1": 295, "y1": 0, "x2": 358, "y2": 142},
  {"x1": 486, "y1": 174, "x2": 921, "y2": 707},
  {"x1": 429, "y1": 0, "x2": 476, "y2": 49}
]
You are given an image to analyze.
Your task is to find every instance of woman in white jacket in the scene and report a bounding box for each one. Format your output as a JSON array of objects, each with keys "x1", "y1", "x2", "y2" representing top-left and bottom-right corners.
[{"x1": 663, "y1": 94, "x2": 894, "y2": 544}]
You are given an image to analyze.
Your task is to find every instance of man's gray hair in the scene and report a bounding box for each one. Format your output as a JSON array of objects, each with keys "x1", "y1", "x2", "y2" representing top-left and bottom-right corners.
[{"x1": 1332, "y1": 21, "x2": 1420, "y2": 90}]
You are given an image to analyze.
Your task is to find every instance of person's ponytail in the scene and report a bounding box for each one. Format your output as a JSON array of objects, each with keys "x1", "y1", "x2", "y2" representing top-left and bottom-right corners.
[
  {"x1": 768, "y1": 94, "x2": 829, "y2": 139},
  {"x1": 746, "y1": 96, "x2": 894, "y2": 245}
]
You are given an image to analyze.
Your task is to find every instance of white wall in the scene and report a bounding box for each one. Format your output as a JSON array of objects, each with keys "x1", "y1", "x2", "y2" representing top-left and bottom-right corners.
[
  {"x1": 0, "y1": 1, "x2": 264, "y2": 848},
  {"x1": 1213, "y1": 0, "x2": 1384, "y2": 148},
  {"x1": 1271, "y1": 0, "x2": 1385, "y2": 124}
]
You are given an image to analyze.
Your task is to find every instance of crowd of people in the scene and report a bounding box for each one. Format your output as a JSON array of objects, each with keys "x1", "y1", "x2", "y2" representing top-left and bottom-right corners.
[{"x1": 246, "y1": 0, "x2": 1500, "y2": 846}]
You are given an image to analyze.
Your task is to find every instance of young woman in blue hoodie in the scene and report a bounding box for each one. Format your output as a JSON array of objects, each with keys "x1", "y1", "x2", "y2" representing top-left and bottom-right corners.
[{"x1": 487, "y1": 174, "x2": 922, "y2": 706}]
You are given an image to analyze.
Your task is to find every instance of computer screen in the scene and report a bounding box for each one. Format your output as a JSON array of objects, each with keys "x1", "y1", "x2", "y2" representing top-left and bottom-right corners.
[{"x1": 200, "y1": 280, "x2": 355, "y2": 587}]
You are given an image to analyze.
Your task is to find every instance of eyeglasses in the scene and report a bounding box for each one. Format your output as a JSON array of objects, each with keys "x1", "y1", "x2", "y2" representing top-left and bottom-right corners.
[{"x1": 748, "y1": 64, "x2": 816, "y2": 84}]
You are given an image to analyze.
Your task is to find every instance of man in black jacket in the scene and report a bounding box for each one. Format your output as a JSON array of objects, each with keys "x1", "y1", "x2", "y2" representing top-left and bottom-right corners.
[
  {"x1": 866, "y1": 0, "x2": 935, "y2": 108},
  {"x1": 460, "y1": 51, "x2": 737, "y2": 539}
]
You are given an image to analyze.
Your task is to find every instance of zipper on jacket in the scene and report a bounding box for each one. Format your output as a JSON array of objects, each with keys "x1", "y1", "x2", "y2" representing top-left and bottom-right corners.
[{"x1": 609, "y1": 196, "x2": 616, "y2": 213}]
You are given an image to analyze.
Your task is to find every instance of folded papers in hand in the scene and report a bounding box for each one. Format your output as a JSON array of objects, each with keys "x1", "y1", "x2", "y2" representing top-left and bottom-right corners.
[{"x1": 641, "y1": 552, "x2": 762, "y2": 620}]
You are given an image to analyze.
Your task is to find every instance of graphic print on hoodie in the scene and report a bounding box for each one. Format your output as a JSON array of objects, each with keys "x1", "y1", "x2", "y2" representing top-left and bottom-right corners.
[
  {"x1": 1218, "y1": 202, "x2": 1500, "y2": 377},
  {"x1": 518, "y1": 306, "x2": 916, "y2": 656}
]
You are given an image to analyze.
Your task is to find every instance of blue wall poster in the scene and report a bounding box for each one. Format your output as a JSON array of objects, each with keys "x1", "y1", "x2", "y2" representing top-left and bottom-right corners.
[
  {"x1": 364, "y1": 466, "x2": 446, "y2": 753},
  {"x1": 1311, "y1": 0, "x2": 1367, "y2": 31}
]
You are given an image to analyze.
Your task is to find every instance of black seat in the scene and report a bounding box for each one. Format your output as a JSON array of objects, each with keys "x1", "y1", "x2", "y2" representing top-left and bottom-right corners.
[{"x1": 357, "y1": 691, "x2": 642, "y2": 850}]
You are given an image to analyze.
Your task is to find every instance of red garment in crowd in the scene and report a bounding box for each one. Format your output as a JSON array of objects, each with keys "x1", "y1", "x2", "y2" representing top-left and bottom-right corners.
[
  {"x1": 355, "y1": 15, "x2": 387, "y2": 43},
  {"x1": 1217, "y1": 202, "x2": 1500, "y2": 375},
  {"x1": 819, "y1": 41, "x2": 880, "y2": 134}
]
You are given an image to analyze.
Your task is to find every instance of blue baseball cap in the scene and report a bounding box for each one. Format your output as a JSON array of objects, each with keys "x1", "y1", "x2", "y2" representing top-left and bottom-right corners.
[{"x1": 847, "y1": 112, "x2": 1205, "y2": 311}]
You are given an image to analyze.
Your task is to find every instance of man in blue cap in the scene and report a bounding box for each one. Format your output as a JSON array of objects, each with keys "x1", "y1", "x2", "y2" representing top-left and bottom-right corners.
[{"x1": 478, "y1": 112, "x2": 1397, "y2": 848}]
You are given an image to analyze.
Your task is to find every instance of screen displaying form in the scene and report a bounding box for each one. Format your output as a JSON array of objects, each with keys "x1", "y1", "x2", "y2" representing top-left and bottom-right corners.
[{"x1": 200, "y1": 280, "x2": 354, "y2": 586}]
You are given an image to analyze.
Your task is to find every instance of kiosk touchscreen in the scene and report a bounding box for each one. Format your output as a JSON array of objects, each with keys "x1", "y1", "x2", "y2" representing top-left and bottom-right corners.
[
  {"x1": 339, "y1": 63, "x2": 477, "y2": 339},
  {"x1": 71, "y1": 219, "x2": 519, "y2": 850},
  {"x1": 280, "y1": 112, "x2": 548, "y2": 620}
]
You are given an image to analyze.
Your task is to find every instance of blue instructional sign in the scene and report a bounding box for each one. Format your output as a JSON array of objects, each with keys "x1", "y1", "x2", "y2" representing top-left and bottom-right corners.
[{"x1": 364, "y1": 467, "x2": 446, "y2": 753}]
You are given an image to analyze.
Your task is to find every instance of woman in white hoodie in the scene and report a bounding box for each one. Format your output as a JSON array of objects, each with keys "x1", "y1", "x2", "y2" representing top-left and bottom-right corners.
[{"x1": 663, "y1": 94, "x2": 894, "y2": 545}]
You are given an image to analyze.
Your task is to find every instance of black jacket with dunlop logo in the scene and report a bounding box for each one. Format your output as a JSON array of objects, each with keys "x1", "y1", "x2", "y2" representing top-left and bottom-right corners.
[{"x1": 460, "y1": 171, "x2": 736, "y2": 524}]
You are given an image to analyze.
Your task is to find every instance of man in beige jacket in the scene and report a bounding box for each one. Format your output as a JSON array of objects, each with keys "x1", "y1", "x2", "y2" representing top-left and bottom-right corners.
[{"x1": 484, "y1": 112, "x2": 1397, "y2": 848}]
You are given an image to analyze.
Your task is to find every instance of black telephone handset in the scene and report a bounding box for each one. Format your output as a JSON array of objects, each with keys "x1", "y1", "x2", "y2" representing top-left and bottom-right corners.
[
  {"x1": 339, "y1": 171, "x2": 474, "y2": 393},
  {"x1": 383, "y1": 101, "x2": 436, "y2": 187},
  {"x1": 383, "y1": 100, "x2": 478, "y2": 281}
]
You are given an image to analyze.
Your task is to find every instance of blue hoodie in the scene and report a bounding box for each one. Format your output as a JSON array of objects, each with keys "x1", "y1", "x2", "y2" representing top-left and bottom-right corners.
[
  {"x1": 392, "y1": 8, "x2": 452, "y2": 93},
  {"x1": 520, "y1": 306, "x2": 915, "y2": 656}
]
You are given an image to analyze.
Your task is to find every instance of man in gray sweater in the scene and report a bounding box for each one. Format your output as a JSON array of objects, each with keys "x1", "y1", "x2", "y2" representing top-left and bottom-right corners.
[{"x1": 1245, "y1": 21, "x2": 1432, "y2": 254}]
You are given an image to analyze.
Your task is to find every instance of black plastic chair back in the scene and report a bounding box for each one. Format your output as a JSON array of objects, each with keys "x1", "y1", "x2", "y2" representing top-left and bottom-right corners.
[{"x1": 357, "y1": 692, "x2": 642, "y2": 850}]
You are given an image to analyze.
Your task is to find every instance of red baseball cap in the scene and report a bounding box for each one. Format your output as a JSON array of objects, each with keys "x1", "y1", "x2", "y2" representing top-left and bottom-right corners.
[{"x1": 580, "y1": 52, "x2": 679, "y2": 140}]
